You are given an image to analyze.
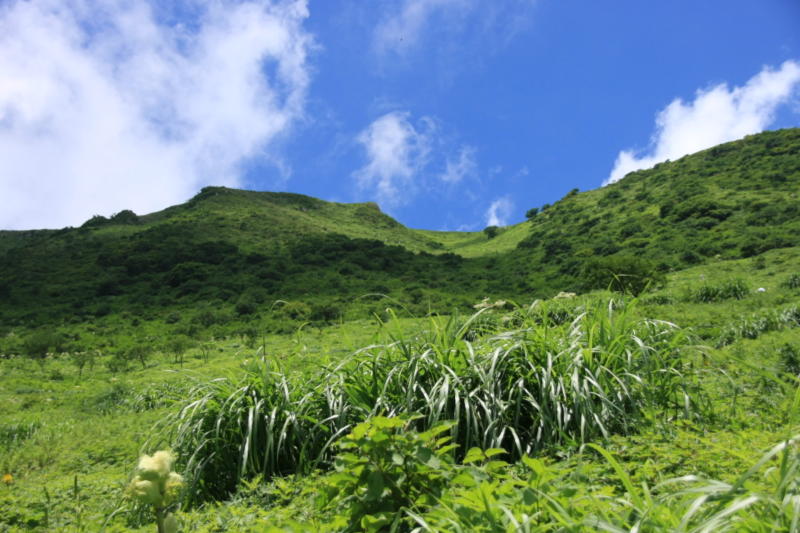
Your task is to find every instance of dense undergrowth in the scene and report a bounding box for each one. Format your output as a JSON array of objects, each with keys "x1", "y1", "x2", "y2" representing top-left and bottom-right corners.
[
  {"x1": 0, "y1": 246, "x2": 799, "y2": 530},
  {"x1": 162, "y1": 299, "x2": 702, "y2": 505}
]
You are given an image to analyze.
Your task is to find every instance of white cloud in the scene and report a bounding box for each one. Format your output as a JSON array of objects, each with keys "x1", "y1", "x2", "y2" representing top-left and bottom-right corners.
[
  {"x1": 605, "y1": 60, "x2": 800, "y2": 185},
  {"x1": 439, "y1": 145, "x2": 476, "y2": 183},
  {"x1": 373, "y1": 0, "x2": 470, "y2": 55},
  {"x1": 373, "y1": 0, "x2": 535, "y2": 57},
  {"x1": 353, "y1": 111, "x2": 433, "y2": 207},
  {"x1": 485, "y1": 196, "x2": 513, "y2": 227},
  {"x1": 0, "y1": 0, "x2": 312, "y2": 229}
]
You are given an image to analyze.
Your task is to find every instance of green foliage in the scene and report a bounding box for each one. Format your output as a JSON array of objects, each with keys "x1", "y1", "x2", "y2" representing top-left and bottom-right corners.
[
  {"x1": 692, "y1": 278, "x2": 750, "y2": 302},
  {"x1": 779, "y1": 343, "x2": 800, "y2": 377},
  {"x1": 516, "y1": 128, "x2": 800, "y2": 285},
  {"x1": 166, "y1": 299, "x2": 702, "y2": 505},
  {"x1": 784, "y1": 273, "x2": 800, "y2": 290},
  {"x1": 0, "y1": 421, "x2": 41, "y2": 450},
  {"x1": 319, "y1": 416, "x2": 456, "y2": 531},
  {"x1": 581, "y1": 255, "x2": 665, "y2": 295},
  {"x1": 22, "y1": 330, "x2": 63, "y2": 359},
  {"x1": 482, "y1": 226, "x2": 500, "y2": 239},
  {"x1": 717, "y1": 305, "x2": 800, "y2": 347}
]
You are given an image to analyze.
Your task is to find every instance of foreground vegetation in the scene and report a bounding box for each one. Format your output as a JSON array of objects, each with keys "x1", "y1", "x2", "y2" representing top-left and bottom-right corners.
[{"x1": 1, "y1": 245, "x2": 799, "y2": 531}]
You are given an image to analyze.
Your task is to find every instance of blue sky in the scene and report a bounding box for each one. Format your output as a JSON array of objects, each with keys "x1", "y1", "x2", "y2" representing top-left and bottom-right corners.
[{"x1": 1, "y1": 0, "x2": 799, "y2": 230}]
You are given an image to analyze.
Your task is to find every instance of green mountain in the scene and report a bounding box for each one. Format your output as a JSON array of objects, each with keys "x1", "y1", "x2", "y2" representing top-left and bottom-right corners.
[
  {"x1": 1, "y1": 128, "x2": 798, "y2": 330},
  {"x1": 514, "y1": 127, "x2": 800, "y2": 276}
]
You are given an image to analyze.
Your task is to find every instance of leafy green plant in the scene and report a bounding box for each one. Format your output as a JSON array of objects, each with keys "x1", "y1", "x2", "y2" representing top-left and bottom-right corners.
[
  {"x1": 0, "y1": 421, "x2": 41, "y2": 450},
  {"x1": 780, "y1": 343, "x2": 800, "y2": 377},
  {"x1": 319, "y1": 416, "x2": 457, "y2": 531}
]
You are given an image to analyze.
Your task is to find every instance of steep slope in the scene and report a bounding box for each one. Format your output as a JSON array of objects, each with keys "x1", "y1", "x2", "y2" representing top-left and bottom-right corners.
[
  {"x1": 1, "y1": 128, "x2": 798, "y2": 328},
  {"x1": 507, "y1": 127, "x2": 800, "y2": 290}
]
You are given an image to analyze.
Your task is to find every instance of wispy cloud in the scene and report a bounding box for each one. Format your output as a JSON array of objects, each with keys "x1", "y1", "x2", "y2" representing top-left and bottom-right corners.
[
  {"x1": 353, "y1": 111, "x2": 433, "y2": 206},
  {"x1": 0, "y1": 0, "x2": 312, "y2": 229},
  {"x1": 354, "y1": 110, "x2": 477, "y2": 207},
  {"x1": 373, "y1": 0, "x2": 535, "y2": 58},
  {"x1": 439, "y1": 145, "x2": 477, "y2": 183},
  {"x1": 605, "y1": 60, "x2": 800, "y2": 185},
  {"x1": 373, "y1": 0, "x2": 470, "y2": 56},
  {"x1": 485, "y1": 197, "x2": 513, "y2": 227}
]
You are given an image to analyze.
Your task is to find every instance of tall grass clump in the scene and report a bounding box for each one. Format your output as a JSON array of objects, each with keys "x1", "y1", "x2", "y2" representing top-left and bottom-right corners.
[
  {"x1": 692, "y1": 278, "x2": 750, "y2": 303},
  {"x1": 717, "y1": 305, "x2": 800, "y2": 347},
  {"x1": 164, "y1": 299, "x2": 703, "y2": 504},
  {"x1": 160, "y1": 360, "x2": 346, "y2": 503}
]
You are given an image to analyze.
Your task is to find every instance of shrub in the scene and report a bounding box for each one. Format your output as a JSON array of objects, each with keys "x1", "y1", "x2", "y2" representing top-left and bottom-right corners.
[
  {"x1": 483, "y1": 226, "x2": 500, "y2": 239},
  {"x1": 22, "y1": 330, "x2": 63, "y2": 360},
  {"x1": 280, "y1": 301, "x2": 312, "y2": 321},
  {"x1": 415, "y1": 436, "x2": 800, "y2": 532},
  {"x1": 717, "y1": 305, "x2": 800, "y2": 347}
]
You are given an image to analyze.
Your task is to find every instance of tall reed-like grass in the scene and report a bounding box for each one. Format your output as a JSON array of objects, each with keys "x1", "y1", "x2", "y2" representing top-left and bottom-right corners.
[{"x1": 163, "y1": 298, "x2": 703, "y2": 503}]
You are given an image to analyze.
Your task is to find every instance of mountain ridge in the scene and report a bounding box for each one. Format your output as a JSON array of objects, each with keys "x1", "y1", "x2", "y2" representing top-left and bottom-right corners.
[{"x1": 1, "y1": 128, "x2": 798, "y2": 327}]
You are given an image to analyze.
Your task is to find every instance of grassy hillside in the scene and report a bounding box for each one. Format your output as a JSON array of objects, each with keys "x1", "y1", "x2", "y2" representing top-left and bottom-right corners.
[
  {"x1": 1, "y1": 128, "x2": 798, "y2": 334},
  {"x1": 0, "y1": 189, "x2": 502, "y2": 327},
  {"x1": 413, "y1": 222, "x2": 530, "y2": 258},
  {"x1": 513, "y1": 128, "x2": 800, "y2": 284}
]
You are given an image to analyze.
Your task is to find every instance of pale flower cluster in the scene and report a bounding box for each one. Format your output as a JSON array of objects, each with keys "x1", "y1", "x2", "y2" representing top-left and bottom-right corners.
[
  {"x1": 128, "y1": 450, "x2": 183, "y2": 532},
  {"x1": 473, "y1": 297, "x2": 508, "y2": 310}
]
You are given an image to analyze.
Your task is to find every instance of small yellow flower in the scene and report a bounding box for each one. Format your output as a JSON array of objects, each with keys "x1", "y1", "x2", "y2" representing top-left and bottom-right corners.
[{"x1": 1, "y1": 474, "x2": 12, "y2": 485}]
